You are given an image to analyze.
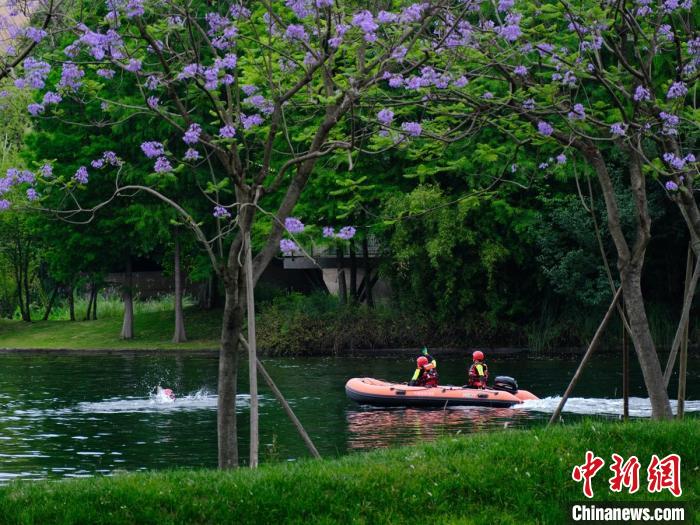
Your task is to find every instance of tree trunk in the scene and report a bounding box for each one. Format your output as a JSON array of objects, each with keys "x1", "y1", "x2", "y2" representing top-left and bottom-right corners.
[
  {"x1": 22, "y1": 241, "x2": 31, "y2": 322},
  {"x1": 244, "y1": 231, "x2": 259, "y2": 468},
  {"x1": 336, "y1": 247, "x2": 347, "y2": 304},
  {"x1": 172, "y1": 229, "x2": 187, "y2": 343},
  {"x1": 84, "y1": 283, "x2": 94, "y2": 321},
  {"x1": 218, "y1": 280, "x2": 244, "y2": 468},
  {"x1": 13, "y1": 238, "x2": 27, "y2": 321},
  {"x1": 91, "y1": 283, "x2": 98, "y2": 320},
  {"x1": 42, "y1": 286, "x2": 58, "y2": 321},
  {"x1": 620, "y1": 264, "x2": 673, "y2": 419},
  {"x1": 68, "y1": 285, "x2": 75, "y2": 321},
  {"x1": 349, "y1": 240, "x2": 357, "y2": 302},
  {"x1": 362, "y1": 236, "x2": 374, "y2": 307},
  {"x1": 589, "y1": 148, "x2": 672, "y2": 419},
  {"x1": 120, "y1": 258, "x2": 134, "y2": 339}
]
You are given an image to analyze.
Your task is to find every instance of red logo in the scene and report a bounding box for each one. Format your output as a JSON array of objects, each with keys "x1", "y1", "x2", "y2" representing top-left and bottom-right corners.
[
  {"x1": 573, "y1": 452, "x2": 682, "y2": 498},
  {"x1": 572, "y1": 451, "x2": 606, "y2": 498},
  {"x1": 647, "y1": 454, "x2": 682, "y2": 497}
]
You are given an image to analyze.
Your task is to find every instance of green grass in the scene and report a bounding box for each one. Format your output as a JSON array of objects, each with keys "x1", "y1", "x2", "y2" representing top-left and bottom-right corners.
[
  {"x1": 0, "y1": 307, "x2": 221, "y2": 350},
  {"x1": 0, "y1": 420, "x2": 697, "y2": 524}
]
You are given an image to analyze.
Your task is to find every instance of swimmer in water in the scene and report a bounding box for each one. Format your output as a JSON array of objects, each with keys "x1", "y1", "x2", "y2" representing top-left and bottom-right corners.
[{"x1": 153, "y1": 385, "x2": 176, "y2": 400}]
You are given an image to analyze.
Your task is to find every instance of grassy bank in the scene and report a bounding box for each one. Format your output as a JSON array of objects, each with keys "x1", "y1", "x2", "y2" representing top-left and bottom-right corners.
[
  {"x1": 0, "y1": 308, "x2": 220, "y2": 350},
  {"x1": 0, "y1": 420, "x2": 697, "y2": 524}
]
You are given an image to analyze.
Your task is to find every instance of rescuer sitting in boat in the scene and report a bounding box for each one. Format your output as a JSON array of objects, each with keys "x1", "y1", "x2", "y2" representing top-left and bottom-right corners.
[
  {"x1": 468, "y1": 351, "x2": 489, "y2": 389},
  {"x1": 408, "y1": 356, "x2": 439, "y2": 387}
]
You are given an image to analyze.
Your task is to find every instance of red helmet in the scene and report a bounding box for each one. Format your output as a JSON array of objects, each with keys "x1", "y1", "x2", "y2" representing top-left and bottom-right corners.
[
  {"x1": 472, "y1": 350, "x2": 484, "y2": 361},
  {"x1": 417, "y1": 356, "x2": 429, "y2": 367}
]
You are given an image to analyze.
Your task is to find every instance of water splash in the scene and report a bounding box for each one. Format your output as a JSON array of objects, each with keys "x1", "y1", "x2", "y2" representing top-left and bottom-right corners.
[
  {"x1": 521, "y1": 397, "x2": 700, "y2": 417},
  {"x1": 75, "y1": 388, "x2": 267, "y2": 414}
]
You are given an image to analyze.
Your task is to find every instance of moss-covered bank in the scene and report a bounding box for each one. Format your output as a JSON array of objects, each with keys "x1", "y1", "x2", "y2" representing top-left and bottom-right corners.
[{"x1": 0, "y1": 420, "x2": 697, "y2": 524}]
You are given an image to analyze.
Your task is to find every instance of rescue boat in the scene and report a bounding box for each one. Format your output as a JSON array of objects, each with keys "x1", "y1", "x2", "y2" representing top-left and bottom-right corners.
[{"x1": 345, "y1": 376, "x2": 538, "y2": 408}]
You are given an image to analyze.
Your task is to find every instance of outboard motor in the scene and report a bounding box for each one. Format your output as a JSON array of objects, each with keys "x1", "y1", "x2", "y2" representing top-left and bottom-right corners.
[{"x1": 493, "y1": 376, "x2": 518, "y2": 394}]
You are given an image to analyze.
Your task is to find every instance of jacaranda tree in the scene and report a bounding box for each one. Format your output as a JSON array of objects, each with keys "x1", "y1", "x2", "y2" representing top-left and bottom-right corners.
[
  {"x1": 362, "y1": 0, "x2": 697, "y2": 419},
  {"x1": 0, "y1": 0, "x2": 476, "y2": 466}
]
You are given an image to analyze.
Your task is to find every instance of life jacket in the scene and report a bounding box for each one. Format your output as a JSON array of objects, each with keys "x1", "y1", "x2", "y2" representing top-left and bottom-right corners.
[
  {"x1": 416, "y1": 364, "x2": 439, "y2": 387},
  {"x1": 468, "y1": 362, "x2": 488, "y2": 387}
]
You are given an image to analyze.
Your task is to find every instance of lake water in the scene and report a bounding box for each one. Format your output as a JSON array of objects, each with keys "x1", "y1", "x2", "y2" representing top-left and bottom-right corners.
[{"x1": 0, "y1": 353, "x2": 697, "y2": 482}]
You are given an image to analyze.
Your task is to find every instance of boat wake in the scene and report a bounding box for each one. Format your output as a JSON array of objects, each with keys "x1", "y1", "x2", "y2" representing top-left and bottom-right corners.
[{"x1": 520, "y1": 396, "x2": 700, "y2": 417}]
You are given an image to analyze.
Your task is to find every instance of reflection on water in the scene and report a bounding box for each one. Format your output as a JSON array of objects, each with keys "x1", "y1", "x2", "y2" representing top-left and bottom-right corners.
[{"x1": 346, "y1": 406, "x2": 534, "y2": 450}]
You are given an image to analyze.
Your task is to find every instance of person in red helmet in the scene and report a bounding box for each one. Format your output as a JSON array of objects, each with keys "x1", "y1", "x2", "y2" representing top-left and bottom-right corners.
[
  {"x1": 409, "y1": 355, "x2": 439, "y2": 387},
  {"x1": 468, "y1": 350, "x2": 488, "y2": 389}
]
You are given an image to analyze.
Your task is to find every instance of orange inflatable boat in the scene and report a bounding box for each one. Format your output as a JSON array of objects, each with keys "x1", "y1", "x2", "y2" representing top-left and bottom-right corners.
[{"x1": 345, "y1": 376, "x2": 538, "y2": 408}]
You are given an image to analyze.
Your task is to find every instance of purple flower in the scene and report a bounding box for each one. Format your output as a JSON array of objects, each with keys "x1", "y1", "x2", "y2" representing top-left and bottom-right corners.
[
  {"x1": 244, "y1": 95, "x2": 274, "y2": 114},
  {"x1": 337, "y1": 226, "x2": 356, "y2": 240},
  {"x1": 285, "y1": 24, "x2": 309, "y2": 41},
  {"x1": 663, "y1": 153, "x2": 685, "y2": 170},
  {"x1": 24, "y1": 27, "x2": 47, "y2": 43},
  {"x1": 126, "y1": 0, "x2": 144, "y2": 18},
  {"x1": 42, "y1": 92, "x2": 62, "y2": 105},
  {"x1": 280, "y1": 238, "x2": 299, "y2": 255},
  {"x1": 284, "y1": 217, "x2": 305, "y2": 234},
  {"x1": 74, "y1": 166, "x2": 89, "y2": 184},
  {"x1": 387, "y1": 74, "x2": 404, "y2": 88},
  {"x1": 659, "y1": 24, "x2": 674, "y2": 42},
  {"x1": 184, "y1": 148, "x2": 200, "y2": 161},
  {"x1": 26, "y1": 188, "x2": 38, "y2": 201},
  {"x1": 660, "y1": 112, "x2": 679, "y2": 135},
  {"x1": 684, "y1": 153, "x2": 696, "y2": 163},
  {"x1": 401, "y1": 122, "x2": 422, "y2": 137},
  {"x1": 556, "y1": 153, "x2": 567, "y2": 165},
  {"x1": 399, "y1": 3, "x2": 428, "y2": 23},
  {"x1": 665, "y1": 180, "x2": 679, "y2": 191},
  {"x1": 391, "y1": 46, "x2": 408, "y2": 61},
  {"x1": 154, "y1": 157, "x2": 172, "y2": 173},
  {"x1": 178, "y1": 63, "x2": 202, "y2": 80},
  {"x1": 352, "y1": 10, "x2": 378, "y2": 37},
  {"x1": 667, "y1": 81, "x2": 687, "y2": 100},
  {"x1": 567, "y1": 103, "x2": 585, "y2": 120},
  {"x1": 28, "y1": 103, "x2": 44, "y2": 116},
  {"x1": 377, "y1": 10, "x2": 398, "y2": 23},
  {"x1": 59, "y1": 63, "x2": 85, "y2": 91},
  {"x1": 125, "y1": 59, "x2": 142, "y2": 72},
  {"x1": 91, "y1": 158, "x2": 105, "y2": 169},
  {"x1": 102, "y1": 151, "x2": 121, "y2": 166},
  {"x1": 498, "y1": 0, "x2": 514, "y2": 10},
  {"x1": 183, "y1": 123, "x2": 202, "y2": 145},
  {"x1": 322, "y1": 226, "x2": 335, "y2": 238},
  {"x1": 242, "y1": 84, "x2": 257, "y2": 96},
  {"x1": 377, "y1": 109, "x2": 394, "y2": 126},
  {"x1": 40, "y1": 164, "x2": 53, "y2": 178},
  {"x1": 513, "y1": 65, "x2": 528, "y2": 76},
  {"x1": 537, "y1": 121, "x2": 554, "y2": 136},
  {"x1": 523, "y1": 98, "x2": 535, "y2": 111},
  {"x1": 97, "y1": 68, "x2": 115, "y2": 79},
  {"x1": 483, "y1": 92, "x2": 494, "y2": 99},
  {"x1": 213, "y1": 205, "x2": 231, "y2": 219},
  {"x1": 539, "y1": 162, "x2": 549, "y2": 170},
  {"x1": 453, "y1": 76, "x2": 468, "y2": 87},
  {"x1": 147, "y1": 96, "x2": 159, "y2": 109},
  {"x1": 241, "y1": 114, "x2": 264, "y2": 130},
  {"x1": 141, "y1": 141, "x2": 165, "y2": 158},
  {"x1": 0, "y1": 199, "x2": 10, "y2": 210},
  {"x1": 610, "y1": 122, "x2": 627, "y2": 136},
  {"x1": 219, "y1": 125, "x2": 236, "y2": 138},
  {"x1": 633, "y1": 85, "x2": 651, "y2": 102}
]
